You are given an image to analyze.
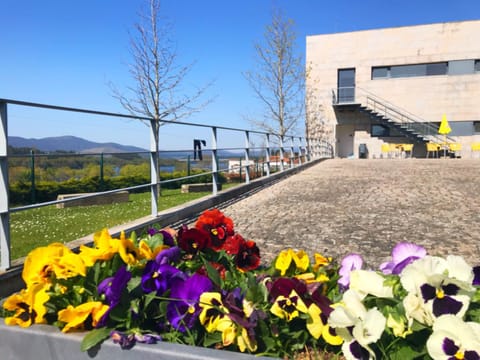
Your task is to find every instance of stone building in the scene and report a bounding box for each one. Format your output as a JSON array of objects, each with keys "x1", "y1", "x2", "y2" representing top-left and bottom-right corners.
[{"x1": 306, "y1": 20, "x2": 480, "y2": 158}]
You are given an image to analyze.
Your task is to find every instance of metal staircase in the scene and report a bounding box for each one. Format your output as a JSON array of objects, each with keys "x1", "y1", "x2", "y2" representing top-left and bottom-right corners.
[{"x1": 332, "y1": 87, "x2": 454, "y2": 144}]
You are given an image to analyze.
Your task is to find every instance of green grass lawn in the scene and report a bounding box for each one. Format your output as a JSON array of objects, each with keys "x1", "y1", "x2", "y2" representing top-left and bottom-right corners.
[{"x1": 9, "y1": 189, "x2": 211, "y2": 260}]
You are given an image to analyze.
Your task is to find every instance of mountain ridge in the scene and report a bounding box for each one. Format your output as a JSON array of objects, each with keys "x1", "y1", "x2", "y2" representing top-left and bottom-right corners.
[{"x1": 8, "y1": 135, "x2": 147, "y2": 153}]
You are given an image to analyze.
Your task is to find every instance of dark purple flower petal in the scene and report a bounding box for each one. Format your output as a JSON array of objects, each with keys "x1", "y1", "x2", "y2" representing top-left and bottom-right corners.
[
  {"x1": 141, "y1": 261, "x2": 184, "y2": 295},
  {"x1": 442, "y1": 337, "x2": 459, "y2": 356},
  {"x1": 472, "y1": 266, "x2": 480, "y2": 286},
  {"x1": 433, "y1": 296, "x2": 463, "y2": 317},
  {"x1": 442, "y1": 283, "x2": 460, "y2": 296},
  {"x1": 420, "y1": 283, "x2": 437, "y2": 302},
  {"x1": 98, "y1": 266, "x2": 132, "y2": 307},
  {"x1": 155, "y1": 246, "x2": 181, "y2": 265},
  {"x1": 465, "y1": 351, "x2": 480, "y2": 360},
  {"x1": 349, "y1": 340, "x2": 370, "y2": 360},
  {"x1": 167, "y1": 273, "x2": 212, "y2": 332}
]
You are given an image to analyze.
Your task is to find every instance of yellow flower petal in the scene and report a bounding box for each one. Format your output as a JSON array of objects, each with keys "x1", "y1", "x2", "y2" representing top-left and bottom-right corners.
[{"x1": 275, "y1": 249, "x2": 293, "y2": 275}]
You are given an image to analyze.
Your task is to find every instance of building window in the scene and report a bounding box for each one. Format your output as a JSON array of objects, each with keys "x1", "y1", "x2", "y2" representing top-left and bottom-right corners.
[
  {"x1": 474, "y1": 121, "x2": 480, "y2": 133},
  {"x1": 372, "y1": 67, "x2": 389, "y2": 79},
  {"x1": 372, "y1": 61, "x2": 448, "y2": 79},
  {"x1": 448, "y1": 60, "x2": 475, "y2": 75},
  {"x1": 475, "y1": 60, "x2": 480, "y2": 72}
]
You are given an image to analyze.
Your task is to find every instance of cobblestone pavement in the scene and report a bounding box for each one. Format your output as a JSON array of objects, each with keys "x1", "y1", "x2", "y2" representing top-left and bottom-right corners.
[{"x1": 221, "y1": 158, "x2": 480, "y2": 269}]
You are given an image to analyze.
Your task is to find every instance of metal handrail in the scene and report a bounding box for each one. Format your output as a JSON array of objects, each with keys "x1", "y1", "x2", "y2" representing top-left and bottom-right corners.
[
  {"x1": 332, "y1": 87, "x2": 454, "y2": 143},
  {"x1": 0, "y1": 98, "x2": 333, "y2": 270}
]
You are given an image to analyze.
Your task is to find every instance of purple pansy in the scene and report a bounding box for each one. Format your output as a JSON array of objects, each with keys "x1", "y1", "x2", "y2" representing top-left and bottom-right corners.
[
  {"x1": 141, "y1": 260, "x2": 185, "y2": 295},
  {"x1": 98, "y1": 265, "x2": 132, "y2": 307},
  {"x1": 166, "y1": 273, "x2": 213, "y2": 332},
  {"x1": 380, "y1": 242, "x2": 426, "y2": 275},
  {"x1": 110, "y1": 330, "x2": 162, "y2": 349},
  {"x1": 155, "y1": 246, "x2": 181, "y2": 265},
  {"x1": 338, "y1": 254, "x2": 363, "y2": 289}
]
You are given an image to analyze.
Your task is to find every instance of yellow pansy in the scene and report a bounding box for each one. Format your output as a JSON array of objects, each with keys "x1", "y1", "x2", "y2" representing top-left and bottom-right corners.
[
  {"x1": 22, "y1": 243, "x2": 85, "y2": 286},
  {"x1": 199, "y1": 292, "x2": 231, "y2": 333},
  {"x1": 270, "y1": 290, "x2": 308, "y2": 321},
  {"x1": 237, "y1": 327, "x2": 258, "y2": 353},
  {"x1": 138, "y1": 240, "x2": 169, "y2": 261},
  {"x1": 306, "y1": 303, "x2": 342, "y2": 345},
  {"x1": 3, "y1": 283, "x2": 50, "y2": 327},
  {"x1": 79, "y1": 229, "x2": 120, "y2": 266},
  {"x1": 292, "y1": 250, "x2": 309, "y2": 272},
  {"x1": 275, "y1": 249, "x2": 293, "y2": 275},
  {"x1": 313, "y1": 253, "x2": 332, "y2": 272},
  {"x1": 58, "y1": 301, "x2": 109, "y2": 332},
  {"x1": 117, "y1": 231, "x2": 141, "y2": 265}
]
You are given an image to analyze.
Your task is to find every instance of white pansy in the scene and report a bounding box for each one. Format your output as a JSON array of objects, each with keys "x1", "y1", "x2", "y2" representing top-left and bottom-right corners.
[
  {"x1": 426, "y1": 315, "x2": 480, "y2": 359},
  {"x1": 400, "y1": 256, "x2": 448, "y2": 293},
  {"x1": 445, "y1": 255, "x2": 474, "y2": 284},
  {"x1": 349, "y1": 270, "x2": 393, "y2": 298},
  {"x1": 352, "y1": 307, "x2": 386, "y2": 347}
]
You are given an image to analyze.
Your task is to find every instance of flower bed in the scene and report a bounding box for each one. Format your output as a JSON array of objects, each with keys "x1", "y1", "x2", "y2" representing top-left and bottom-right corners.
[{"x1": 2, "y1": 209, "x2": 480, "y2": 359}]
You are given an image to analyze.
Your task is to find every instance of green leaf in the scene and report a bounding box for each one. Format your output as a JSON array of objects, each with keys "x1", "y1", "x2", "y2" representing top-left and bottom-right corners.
[
  {"x1": 81, "y1": 327, "x2": 112, "y2": 352},
  {"x1": 203, "y1": 332, "x2": 222, "y2": 347},
  {"x1": 202, "y1": 258, "x2": 222, "y2": 287}
]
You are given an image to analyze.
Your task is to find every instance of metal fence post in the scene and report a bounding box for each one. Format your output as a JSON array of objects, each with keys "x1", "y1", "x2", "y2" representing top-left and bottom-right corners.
[
  {"x1": 150, "y1": 119, "x2": 159, "y2": 217},
  {"x1": 0, "y1": 102, "x2": 10, "y2": 270},
  {"x1": 244, "y1": 131, "x2": 250, "y2": 184},
  {"x1": 265, "y1": 133, "x2": 270, "y2": 177},
  {"x1": 30, "y1": 149, "x2": 36, "y2": 203},
  {"x1": 211, "y1": 127, "x2": 218, "y2": 195}
]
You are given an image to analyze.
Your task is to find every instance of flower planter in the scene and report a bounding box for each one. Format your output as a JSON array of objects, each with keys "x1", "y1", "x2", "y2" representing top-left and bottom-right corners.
[{"x1": 0, "y1": 322, "x2": 278, "y2": 360}]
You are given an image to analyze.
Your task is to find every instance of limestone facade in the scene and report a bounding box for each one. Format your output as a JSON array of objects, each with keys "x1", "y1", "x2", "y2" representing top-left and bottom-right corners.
[{"x1": 306, "y1": 20, "x2": 480, "y2": 158}]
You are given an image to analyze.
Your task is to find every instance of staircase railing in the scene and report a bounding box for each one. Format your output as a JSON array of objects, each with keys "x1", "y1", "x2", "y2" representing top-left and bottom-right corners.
[{"x1": 333, "y1": 87, "x2": 454, "y2": 143}]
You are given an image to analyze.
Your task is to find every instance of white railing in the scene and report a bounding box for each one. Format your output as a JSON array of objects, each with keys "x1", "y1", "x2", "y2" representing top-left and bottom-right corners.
[{"x1": 0, "y1": 98, "x2": 333, "y2": 270}]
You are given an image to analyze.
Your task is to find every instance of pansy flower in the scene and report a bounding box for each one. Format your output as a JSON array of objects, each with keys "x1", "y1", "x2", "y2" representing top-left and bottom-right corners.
[
  {"x1": 426, "y1": 314, "x2": 480, "y2": 360},
  {"x1": 400, "y1": 255, "x2": 475, "y2": 323},
  {"x1": 78, "y1": 229, "x2": 123, "y2": 267},
  {"x1": 3, "y1": 283, "x2": 50, "y2": 327},
  {"x1": 274, "y1": 249, "x2": 309, "y2": 275},
  {"x1": 22, "y1": 243, "x2": 86, "y2": 286},
  {"x1": 58, "y1": 301, "x2": 109, "y2": 332},
  {"x1": 379, "y1": 242, "x2": 426, "y2": 275},
  {"x1": 177, "y1": 225, "x2": 210, "y2": 254},
  {"x1": 235, "y1": 239, "x2": 261, "y2": 271},
  {"x1": 338, "y1": 253, "x2": 363, "y2": 289},
  {"x1": 166, "y1": 273, "x2": 213, "y2": 332},
  {"x1": 270, "y1": 289, "x2": 308, "y2": 321},
  {"x1": 141, "y1": 261, "x2": 184, "y2": 295},
  {"x1": 195, "y1": 209, "x2": 234, "y2": 250},
  {"x1": 97, "y1": 265, "x2": 132, "y2": 327},
  {"x1": 268, "y1": 277, "x2": 307, "y2": 302},
  {"x1": 328, "y1": 289, "x2": 386, "y2": 359}
]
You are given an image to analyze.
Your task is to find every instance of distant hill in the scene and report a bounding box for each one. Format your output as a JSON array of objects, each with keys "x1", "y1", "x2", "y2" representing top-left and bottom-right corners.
[{"x1": 8, "y1": 136, "x2": 147, "y2": 154}]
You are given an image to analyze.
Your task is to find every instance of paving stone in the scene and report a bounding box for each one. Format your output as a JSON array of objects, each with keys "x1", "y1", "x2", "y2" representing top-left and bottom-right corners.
[{"x1": 222, "y1": 159, "x2": 480, "y2": 269}]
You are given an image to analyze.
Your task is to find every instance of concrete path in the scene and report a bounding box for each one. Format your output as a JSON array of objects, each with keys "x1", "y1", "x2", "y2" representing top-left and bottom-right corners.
[{"x1": 221, "y1": 159, "x2": 480, "y2": 269}]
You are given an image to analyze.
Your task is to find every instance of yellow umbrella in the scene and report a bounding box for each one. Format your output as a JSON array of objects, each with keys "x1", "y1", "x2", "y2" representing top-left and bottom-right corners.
[{"x1": 438, "y1": 114, "x2": 451, "y2": 157}]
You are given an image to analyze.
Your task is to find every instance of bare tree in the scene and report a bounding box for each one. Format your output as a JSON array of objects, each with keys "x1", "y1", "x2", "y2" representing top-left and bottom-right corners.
[
  {"x1": 243, "y1": 8, "x2": 305, "y2": 138},
  {"x1": 111, "y1": 0, "x2": 212, "y2": 210}
]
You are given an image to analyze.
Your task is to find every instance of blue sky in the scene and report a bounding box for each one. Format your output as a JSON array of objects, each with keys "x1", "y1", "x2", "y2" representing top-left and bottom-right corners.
[{"x1": 2, "y1": 0, "x2": 479, "y2": 150}]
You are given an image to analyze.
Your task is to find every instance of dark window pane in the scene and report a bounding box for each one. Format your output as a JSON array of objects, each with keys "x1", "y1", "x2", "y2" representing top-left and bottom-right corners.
[
  {"x1": 372, "y1": 67, "x2": 389, "y2": 79},
  {"x1": 475, "y1": 60, "x2": 480, "y2": 72},
  {"x1": 426, "y1": 62, "x2": 447, "y2": 75},
  {"x1": 391, "y1": 64, "x2": 426, "y2": 78}
]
